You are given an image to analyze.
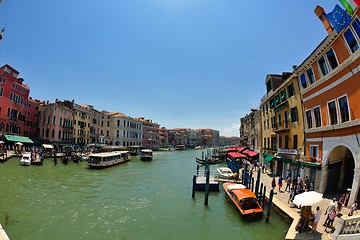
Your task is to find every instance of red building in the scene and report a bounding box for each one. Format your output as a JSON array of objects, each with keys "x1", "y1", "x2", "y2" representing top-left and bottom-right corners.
[{"x1": 0, "y1": 64, "x2": 39, "y2": 139}]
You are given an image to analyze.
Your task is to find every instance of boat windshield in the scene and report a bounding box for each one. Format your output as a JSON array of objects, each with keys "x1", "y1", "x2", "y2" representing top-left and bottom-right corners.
[{"x1": 240, "y1": 198, "x2": 259, "y2": 210}]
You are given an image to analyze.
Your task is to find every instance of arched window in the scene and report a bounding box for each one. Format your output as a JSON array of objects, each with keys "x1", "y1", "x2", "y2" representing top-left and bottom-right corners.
[
  {"x1": 58, "y1": 130, "x2": 62, "y2": 140},
  {"x1": 52, "y1": 129, "x2": 55, "y2": 138}
]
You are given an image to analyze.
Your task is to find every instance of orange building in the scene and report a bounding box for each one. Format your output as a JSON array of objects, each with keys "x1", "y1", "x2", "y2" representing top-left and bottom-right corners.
[{"x1": 296, "y1": 6, "x2": 360, "y2": 205}]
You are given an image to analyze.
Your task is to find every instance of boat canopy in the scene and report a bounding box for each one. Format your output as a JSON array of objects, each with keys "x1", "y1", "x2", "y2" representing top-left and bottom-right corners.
[
  {"x1": 42, "y1": 144, "x2": 54, "y2": 149},
  {"x1": 227, "y1": 184, "x2": 246, "y2": 191},
  {"x1": 227, "y1": 152, "x2": 246, "y2": 159}
]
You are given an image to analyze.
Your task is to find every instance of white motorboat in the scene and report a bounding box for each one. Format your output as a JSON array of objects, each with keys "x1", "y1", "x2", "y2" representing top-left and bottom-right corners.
[
  {"x1": 20, "y1": 153, "x2": 32, "y2": 166},
  {"x1": 140, "y1": 149, "x2": 153, "y2": 161},
  {"x1": 216, "y1": 167, "x2": 234, "y2": 179}
]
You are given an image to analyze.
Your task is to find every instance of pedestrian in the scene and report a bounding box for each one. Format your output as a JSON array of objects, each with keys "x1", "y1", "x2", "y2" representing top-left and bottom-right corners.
[
  {"x1": 271, "y1": 177, "x2": 276, "y2": 192},
  {"x1": 285, "y1": 175, "x2": 291, "y2": 192},
  {"x1": 325, "y1": 208, "x2": 337, "y2": 233},
  {"x1": 338, "y1": 194, "x2": 346, "y2": 212},
  {"x1": 278, "y1": 176, "x2": 283, "y2": 192},
  {"x1": 288, "y1": 185, "x2": 294, "y2": 204},
  {"x1": 323, "y1": 198, "x2": 336, "y2": 226},
  {"x1": 310, "y1": 206, "x2": 321, "y2": 233},
  {"x1": 262, "y1": 164, "x2": 265, "y2": 173},
  {"x1": 348, "y1": 200, "x2": 358, "y2": 216},
  {"x1": 309, "y1": 181, "x2": 314, "y2": 191}
]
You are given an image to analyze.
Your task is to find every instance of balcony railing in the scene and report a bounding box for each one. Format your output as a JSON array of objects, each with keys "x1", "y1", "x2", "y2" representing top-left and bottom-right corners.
[{"x1": 273, "y1": 120, "x2": 289, "y2": 132}]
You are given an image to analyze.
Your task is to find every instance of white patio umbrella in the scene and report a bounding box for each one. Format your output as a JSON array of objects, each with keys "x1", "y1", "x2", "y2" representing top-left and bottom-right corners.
[
  {"x1": 293, "y1": 191, "x2": 323, "y2": 207},
  {"x1": 15, "y1": 142, "x2": 23, "y2": 146}
]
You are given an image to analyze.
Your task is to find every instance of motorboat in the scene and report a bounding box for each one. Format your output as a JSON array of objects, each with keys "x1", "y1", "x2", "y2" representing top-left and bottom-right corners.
[
  {"x1": 223, "y1": 182, "x2": 263, "y2": 220},
  {"x1": 216, "y1": 167, "x2": 234, "y2": 179},
  {"x1": 140, "y1": 149, "x2": 153, "y2": 161},
  {"x1": 20, "y1": 153, "x2": 31, "y2": 166},
  {"x1": 88, "y1": 151, "x2": 131, "y2": 169}
]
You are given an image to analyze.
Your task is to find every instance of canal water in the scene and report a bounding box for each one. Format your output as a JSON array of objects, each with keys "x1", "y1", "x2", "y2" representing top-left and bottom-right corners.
[{"x1": 0, "y1": 150, "x2": 289, "y2": 240}]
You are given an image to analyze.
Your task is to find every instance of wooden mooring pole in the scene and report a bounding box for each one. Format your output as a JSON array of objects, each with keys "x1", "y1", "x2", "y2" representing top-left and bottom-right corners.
[
  {"x1": 204, "y1": 162, "x2": 210, "y2": 205},
  {"x1": 266, "y1": 189, "x2": 274, "y2": 223},
  {"x1": 192, "y1": 175, "x2": 196, "y2": 198},
  {"x1": 262, "y1": 186, "x2": 266, "y2": 210}
]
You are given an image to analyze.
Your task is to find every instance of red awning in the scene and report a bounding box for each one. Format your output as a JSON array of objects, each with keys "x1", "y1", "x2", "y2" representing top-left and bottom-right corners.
[
  {"x1": 243, "y1": 150, "x2": 259, "y2": 158},
  {"x1": 227, "y1": 152, "x2": 247, "y2": 159}
]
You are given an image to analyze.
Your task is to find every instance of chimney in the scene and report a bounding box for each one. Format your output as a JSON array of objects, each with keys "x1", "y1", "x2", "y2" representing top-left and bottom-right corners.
[{"x1": 314, "y1": 5, "x2": 333, "y2": 34}]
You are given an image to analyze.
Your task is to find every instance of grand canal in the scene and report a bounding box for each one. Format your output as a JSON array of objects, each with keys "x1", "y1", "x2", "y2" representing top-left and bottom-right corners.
[{"x1": 0, "y1": 150, "x2": 289, "y2": 240}]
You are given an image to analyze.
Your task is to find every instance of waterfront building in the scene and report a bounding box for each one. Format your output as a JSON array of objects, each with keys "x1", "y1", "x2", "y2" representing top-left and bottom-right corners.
[
  {"x1": 168, "y1": 128, "x2": 189, "y2": 147},
  {"x1": 62, "y1": 100, "x2": 91, "y2": 145},
  {"x1": 219, "y1": 136, "x2": 240, "y2": 146},
  {"x1": 239, "y1": 108, "x2": 261, "y2": 152},
  {"x1": 259, "y1": 72, "x2": 308, "y2": 179},
  {"x1": 295, "y1": 6, "x2": 360, "y2": 205},
  {"x1": 89, "y1": 106, "x2": 104, "y2": 144},
  {"x1": 38, "y1": 100, "x2": 74, "y2": 144},
  {"x1": 103, "y1": 112, "x2": 142, "y2": 147},
  {"x1": 198, "y1": 128, "x2": 220, "y2": 146},
  {"x1": 159, "y1": 127, "x2": 169, "y2": 147},
  {"x1": 0, "y1": 64, "x2": 39, "y2": 139},
  {"x1": 135, "y1": 117, "x2": 160, "y2": 149}
]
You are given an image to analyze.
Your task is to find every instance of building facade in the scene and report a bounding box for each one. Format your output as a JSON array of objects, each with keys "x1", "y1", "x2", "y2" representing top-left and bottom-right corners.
[
  {"x1": 0, "y1": 64, "x2": 39, "y2": 139},
  {"x1": 297, "y1": 6, "x2": 360, "y2": 205},
  {"x1": 38, "y1": 100, "x2": 74, "y2": 144},
  {"x1": 136, "y1": 117, "x2": 160, "y2": 149},
  {"x1": 62, "y1": 100, "x2": 91, "y2": 145}
]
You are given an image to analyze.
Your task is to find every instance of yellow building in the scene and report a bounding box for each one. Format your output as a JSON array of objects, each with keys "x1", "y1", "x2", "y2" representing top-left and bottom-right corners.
[{"x1": 260, "y1": 73, "x2": 309, "y2": 179}]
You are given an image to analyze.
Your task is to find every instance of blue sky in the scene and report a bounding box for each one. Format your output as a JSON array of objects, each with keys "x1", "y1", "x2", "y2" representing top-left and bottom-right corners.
[{"x1": 0, "y1": 0, "x2": 340, "y2": 137}]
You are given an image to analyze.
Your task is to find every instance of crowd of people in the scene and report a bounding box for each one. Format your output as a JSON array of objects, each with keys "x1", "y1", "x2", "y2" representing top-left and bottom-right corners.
[{"x1": 267, "y1": 171, "x2": 359, "y2": 235}]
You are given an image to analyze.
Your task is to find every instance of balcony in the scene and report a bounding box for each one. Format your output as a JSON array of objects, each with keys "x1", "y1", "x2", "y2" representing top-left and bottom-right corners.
[{"x1": 273, "y1": 120, "x2": 289, "y2": 132}]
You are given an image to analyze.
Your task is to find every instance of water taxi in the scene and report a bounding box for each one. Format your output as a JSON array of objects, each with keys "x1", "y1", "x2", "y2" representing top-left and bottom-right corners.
[
  {"x1": 88, "y1": 151, "x2": 131, "y2": 169},
  {"x1": 140, "y1": 149, "x2": 153, "y2": 161},
  {"x1": 216, "y1": 167, "x2": 234, "y2": 179},
  {"x1": 223, "y1": 182, "x2": 263, "y2": 220}
]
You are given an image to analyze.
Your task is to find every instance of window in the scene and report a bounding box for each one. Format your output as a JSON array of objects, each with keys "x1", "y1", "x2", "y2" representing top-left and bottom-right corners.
[
  {"x1": 263, "y1": 120, "x2": 266, "y2": 130},
  {"x1": 264, "y1": 138, "x2": 266, "y2": 148},
  {"x1": 278, "y1": 114, "x2": 282, "y2": 127},
  {"x1": 285, "y1": 135, "x2": 289, "y2": 149},
  {"x1": 326, "y1": 49, "x2": 338, "y2": 70},
  {"x1": 338, "y1": 96, "x2": 350, "y2": 123},
  {"x1": 314, "y1": 106, "x2": 322, "y2": 127},
  {"x1": 352, "y1": 18, "x2": 360, "y2": 39},
  {"x1": 318, "y1": 56, "x2": 329, "y2": 76},
  {"x1": 287, "y1": 83, "x2": 295, "y2": 97},
  {"x1": 300, "y1": 73, "x2": 307, "y2": 89},
  {"x1": 278, "y1": 136, "x2": 282, "y2": 149},
  {"x1": 284, "y1": 111, "x2": 289, "y2": 128},
  {"x1": 293, "y1": 135, "x2": 298, "y2": 149},
  {"x1": 280, "y1": 90, "x2": 286, "y2": 102},
  {"x1": 344, "y1": 28, "x2": 359, "y2": 53},
  {"x1": 275, "y1": 95, "x2": 280, "y2": 106},
  {"x1": 306, "y1": 110, "x2": 313, "y2": 129},
  {"x1": 306, "y1": 68, "x2": 316, "y2": 84},
  {"x1": 290, "y1": 107, "x2": 298, "y2": 122},
  {"x1": 310, "y1": 145, "x2": 318, "y2": 159},
  {"x1": 328, "y1": 100, "x2": 338, "y2": 125},
  {"x1": 270, "y1": 98, "x2": 275, "y2": 109},
  {"x1": 0, "y1": 87, "x2": 3, "y2": 96}
]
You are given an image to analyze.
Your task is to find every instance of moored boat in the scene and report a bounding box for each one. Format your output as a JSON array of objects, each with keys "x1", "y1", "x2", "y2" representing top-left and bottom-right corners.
[
  {"x1": 88, "y1": 151, "x2": 131, "y2": 169},
  {"x1": 216, "y1": 167, "x2": 234, "y2": 179},
  {"x1": 140, "y1": 149, "x2": 153, "y2": 161},
  {"x1": 20, "y1": 153, "x2": 31, "y2": 166},
  {"x1": 223, "y1": 182, "x2": 263, "y2": 220},
  {"x1": 195, "y1": 157, "x2": 223, "y2": 165}
]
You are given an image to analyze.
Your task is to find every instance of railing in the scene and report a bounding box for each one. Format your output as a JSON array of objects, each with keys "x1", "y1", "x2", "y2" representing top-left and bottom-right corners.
[
  {"x1": 273, "y1": 120, "x2": 289, "y2": 132},
  {"x1": 332, "y1": 215, "x2": 360, "y2": 239}
]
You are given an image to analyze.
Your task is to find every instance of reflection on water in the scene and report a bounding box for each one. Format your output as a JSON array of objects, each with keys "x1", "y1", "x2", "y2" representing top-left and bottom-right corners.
[{"x1": 0, "y1": 150, "x2": 288, "y2": 240}]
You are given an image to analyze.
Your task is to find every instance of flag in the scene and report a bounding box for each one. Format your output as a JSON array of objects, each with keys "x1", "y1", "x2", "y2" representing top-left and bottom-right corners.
[
  {"x1": 339, "y1": 0, "x2": 360, "y2": 15},
  {"x1": 326, "y1": 4, "x2": 351, "y2": 33}
]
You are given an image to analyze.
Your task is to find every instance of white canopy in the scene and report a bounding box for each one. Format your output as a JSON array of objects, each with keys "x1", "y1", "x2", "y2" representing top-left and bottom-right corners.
[
  {"x1": 227, "y1": 184, "x2": 247, "y2": 191},
  {"x1": 293, "y1": 191, "x2": 323, "y2": 207},
  {"x1": 42, "y1": 144, "x2": 54, "y2": 149},
  {"x1": 15, "y1": 142, "x2": 23, "y2": 146}
]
